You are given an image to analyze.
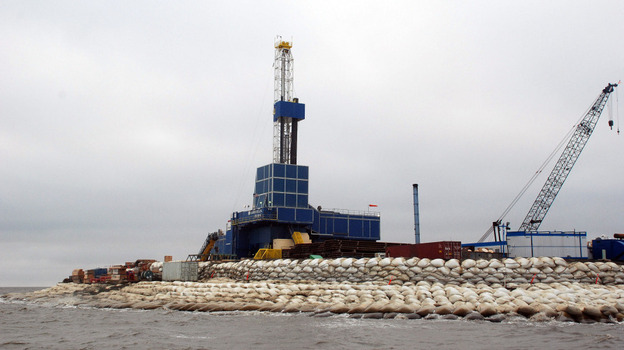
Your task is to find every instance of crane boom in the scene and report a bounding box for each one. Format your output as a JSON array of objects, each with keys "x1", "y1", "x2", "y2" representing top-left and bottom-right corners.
[
  {"x1": 186, "y1": 230, "x2": 223, "y2": 262},
  {"x1": 518, "y1": 83, "x2": 618, "y2": 232}
]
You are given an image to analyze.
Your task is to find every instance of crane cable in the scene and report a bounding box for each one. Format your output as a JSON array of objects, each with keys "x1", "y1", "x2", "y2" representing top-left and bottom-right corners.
[
  {"x1": 617, "y1": 86, "x2": 620, "y2": 135},
  {"x1": 608, "y1": 88, "x2": 615, "y2": 130},
  {"x1": 477, "y1": 95, "x2": 602, "y2": 243},
  {"x1": 231, "y1": 67, "x2": 274, "y2": 213}
]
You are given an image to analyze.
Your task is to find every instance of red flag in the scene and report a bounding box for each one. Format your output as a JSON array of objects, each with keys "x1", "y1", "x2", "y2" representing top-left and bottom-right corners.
[{"x1": 369, "y1": 204, "x2": 378, "y2": 207}]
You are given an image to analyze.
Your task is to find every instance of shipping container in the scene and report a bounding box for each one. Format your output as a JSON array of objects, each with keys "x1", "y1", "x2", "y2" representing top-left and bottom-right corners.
[
  {"x1": 385, "y1": 241, "x2": 462, "y2": 259},
  {"x1": 109, "y1": 265, "x2": 127, "y2": 276},
  {"x1": 71, "y1": 269, "x2": 84, "y2": 283},
  {"x1": 93, "y1": 268, "x2": 108, "y2": 278},
  {"x1": 414, "y1": 241, "x2": 462, "y2": 259},
  {"x1": 163, "y1": 261, "x2": 198, "y2": 282},
  {"x1": 110, "y1": 274, "x2": 127, "y2": 282},
  {"x1": 385, "y1": 245, "x2": 414, "y2": 258},
  {"x1": 83, "y1": 273, "x2": 94, "y2": 284}
]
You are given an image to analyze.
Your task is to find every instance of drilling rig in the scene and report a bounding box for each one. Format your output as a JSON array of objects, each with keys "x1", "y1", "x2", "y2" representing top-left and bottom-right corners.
[{"x1": 206, "y1": 37, "x2": 381, "y2": 259}]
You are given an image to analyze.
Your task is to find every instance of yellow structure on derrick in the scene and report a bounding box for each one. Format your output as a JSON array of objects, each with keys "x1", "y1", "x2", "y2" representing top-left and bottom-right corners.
[{"x1": 275, "y1": 40, "x2": 292, "y2": 49}]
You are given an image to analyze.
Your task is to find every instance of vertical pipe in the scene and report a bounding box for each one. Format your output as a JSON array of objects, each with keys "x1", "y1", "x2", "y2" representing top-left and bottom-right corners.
[
  {"x1": 280, "y1": 50, "x2": 285, "y2": 163},
  {"x1": 280, "y1": 54, "x2": 286, "y2": 101},
  {"x1": 279, "y1": 119, "x2": 285, "y2": 163},
  {"x1": 290, "y1": 97, "x2": 299, "y2": 165},
  {"x1": 291, "y1": 119, "x2": 298, "y2": 165},
  {"x1": 412, "y1": 184, "x2": 420, "y2": 244}
]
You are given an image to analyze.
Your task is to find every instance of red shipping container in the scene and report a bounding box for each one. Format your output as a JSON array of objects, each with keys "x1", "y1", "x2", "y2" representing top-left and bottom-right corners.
[
  {"x1": 386, "y1": 245, "x2": 414, "y2": 258},
  {"x1": 414, "y1": 241, "x2": 461, "y2": 259}
]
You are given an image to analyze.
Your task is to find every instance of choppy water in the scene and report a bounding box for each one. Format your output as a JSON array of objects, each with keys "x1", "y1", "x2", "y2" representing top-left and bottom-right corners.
[{"x1": 1, "y1": 287, "x2": 623, "y2": 350}]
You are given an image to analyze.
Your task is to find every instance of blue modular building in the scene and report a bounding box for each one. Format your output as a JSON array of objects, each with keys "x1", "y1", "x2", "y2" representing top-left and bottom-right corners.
[{"x1": 214, "y1": 160, "x2": 381, "y2": 258}]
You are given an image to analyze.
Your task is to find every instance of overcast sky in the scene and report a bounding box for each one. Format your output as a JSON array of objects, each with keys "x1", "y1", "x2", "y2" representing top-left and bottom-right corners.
[{"x1": 2, "y1": 1, "x2": 623, "y2": 286}]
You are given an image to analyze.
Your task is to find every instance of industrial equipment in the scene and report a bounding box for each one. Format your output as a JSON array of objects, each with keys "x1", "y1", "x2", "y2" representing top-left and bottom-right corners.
[
  {"x1": 188, "y1": 230, "x2": 223, "y2": 261},
  {"x1": 212, "y1": 37, "x2": 381, "y2": 259},
  {"x1": 291, "y1": 231, "x2": 311, "y2": 245},
  {"x1": 519, "y1": 83, "x2": 618, "y2": 231},
  {"x1": 134, "y1": 259, "x2": 157, "y2": 281},
  {"x1": 254, "y1": 249, "x2": 282, "y2": 260},
  {"x1": 478, "y1": 82, "x2": 619, "y2": 243},
  {"x1": 592, "y1": 234, "x2": 624, "y2": 261}
]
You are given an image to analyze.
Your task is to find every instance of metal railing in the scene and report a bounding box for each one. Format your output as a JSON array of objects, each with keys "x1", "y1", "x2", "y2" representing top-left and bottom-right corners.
[
  {"x1": 319, "y1": 208, "x2": 381, "y2": 217},
  {"x1": 231, "y1": 211, "x2": 278, "y2": 226}
]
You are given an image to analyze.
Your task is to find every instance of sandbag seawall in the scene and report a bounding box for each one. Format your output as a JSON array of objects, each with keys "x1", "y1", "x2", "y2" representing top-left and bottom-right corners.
[
  {"x1": 198, "y1": 257, "x2": 624, "y2": 286},
  {"x1": 7, "y1": 278, "x2": 624, "y2": 323}
]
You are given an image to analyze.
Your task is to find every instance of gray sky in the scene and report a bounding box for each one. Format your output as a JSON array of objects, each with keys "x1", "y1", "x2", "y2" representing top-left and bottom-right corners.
[{"x1": 2, "y1": 1, "x2": 623, "y2": 286}]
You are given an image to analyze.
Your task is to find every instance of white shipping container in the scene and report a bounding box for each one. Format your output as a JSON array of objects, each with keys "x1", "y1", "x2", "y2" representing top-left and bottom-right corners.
[
  {"x1": 163, "y1": 261, "x2": 199, "y2": 281},
  {"x1": 507, "y1": 231, "x2": 587, "y2": 258}
]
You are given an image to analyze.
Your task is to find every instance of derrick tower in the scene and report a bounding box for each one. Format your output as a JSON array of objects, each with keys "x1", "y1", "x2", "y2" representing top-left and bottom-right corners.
[{"x1": 273, "y1": 37, "x2": 303, "y2": 164}]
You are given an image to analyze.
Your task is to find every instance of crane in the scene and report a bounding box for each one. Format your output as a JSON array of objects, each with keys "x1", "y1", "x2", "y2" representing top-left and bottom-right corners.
[
  {"x1": 187, "y1": 230, "x2": 223, "y2": 261},
  {"x1": 519, "y1": 82, "x2": 618, "y2": 231},
  {"x1": 479, "y1": 82, "x2": 618, "y2": 242}
]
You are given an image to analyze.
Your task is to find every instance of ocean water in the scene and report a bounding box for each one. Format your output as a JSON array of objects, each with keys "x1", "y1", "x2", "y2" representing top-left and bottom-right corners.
[{"x1": 1, "y1": 287, "x2": 623, "y2": 350}]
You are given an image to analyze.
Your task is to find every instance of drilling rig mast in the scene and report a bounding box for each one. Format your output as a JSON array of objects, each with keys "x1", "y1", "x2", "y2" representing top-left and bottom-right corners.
[{"x1": 273, "y1": 37, "x2": 298, "y2": 164}]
